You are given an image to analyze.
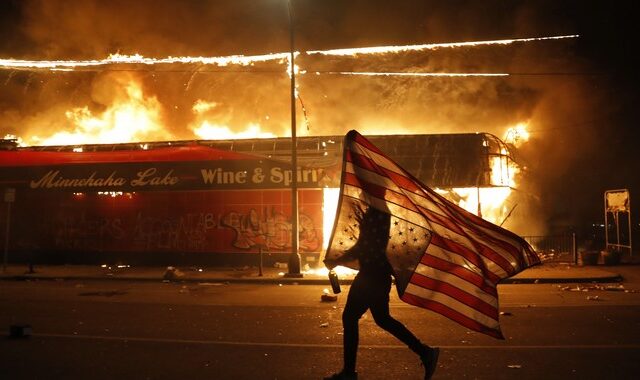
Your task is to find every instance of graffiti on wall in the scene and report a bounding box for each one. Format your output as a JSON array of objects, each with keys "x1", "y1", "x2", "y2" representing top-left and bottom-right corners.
[
  {"x1": 52, "y1": 213, "x2": 126, "y2": 250},
  {"x1": 221, "y1": 207, "x2": 320, "y2": 252},
  {"x1": 132, "y1": 212, "x2": 218, "y2": 251},
  {"x1": 46, "y1": 208, "x2": 320, "y2": 253}
]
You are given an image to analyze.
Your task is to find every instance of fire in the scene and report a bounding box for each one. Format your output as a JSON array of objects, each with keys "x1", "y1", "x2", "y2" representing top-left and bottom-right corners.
[
  {"x1": 436, "y1": 187, "x2": 512, "y2": 224},
  {"x1": 504, "y1": 122, "x2": 530, "y2": 147},
  {"x1": 0, "y1": 35, "x2": 578, "y2": 72},
  {"x1": 27, "y1": 74, "x2": 170, "y2": 146},
  {"x1": 190, "y1": 99, "x2": 276, "y2": 140},
  {"x1": 306, "y1": 35, "x2": 579, "y2": 56},
  {"x1": 192, "y1": 122, "x2": 275, "y2": 140},
  {"x1": 0, "y1": 52, "x2": 289, "y2": 71}
]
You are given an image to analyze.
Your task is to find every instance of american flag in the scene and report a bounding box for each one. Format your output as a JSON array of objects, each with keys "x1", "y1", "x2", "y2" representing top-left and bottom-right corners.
[{"x1": 325, "y1": 130, "x2": 540, "y2": 339}]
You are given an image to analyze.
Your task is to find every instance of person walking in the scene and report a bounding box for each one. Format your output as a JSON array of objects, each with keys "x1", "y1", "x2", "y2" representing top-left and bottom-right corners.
[{"x1": 324, "y1": 205, "x2": 439, "y2": 380}]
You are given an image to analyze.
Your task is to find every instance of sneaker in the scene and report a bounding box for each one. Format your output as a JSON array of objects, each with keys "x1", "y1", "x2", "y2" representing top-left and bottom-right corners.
[
  {"x1": 323, "y1": 370, "x2": 358, "y2": 380},
  {"x1": 420, "y1": 346, "x2": 440, "y2": 379}
]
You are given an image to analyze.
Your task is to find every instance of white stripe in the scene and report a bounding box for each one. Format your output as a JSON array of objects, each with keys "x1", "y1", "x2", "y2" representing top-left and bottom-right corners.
[
  {"x1": 342, "y1": 184, "x2": 430, "y2": 230},
  {"x1": 345, "y1": 161, "x2": 405, "y2": 194},
  {"x1": 413, "y1": 262, "x2": 498, "y2": 307},
  {"x1": 425, "y1": 243, "x2": 484, "y2": 278},
  {"x1": 349, "y1": 140, "x2": 417, "y2": 183},
  {"x1": 404, "y1": 283, "x2": 500, "y2": 329}
]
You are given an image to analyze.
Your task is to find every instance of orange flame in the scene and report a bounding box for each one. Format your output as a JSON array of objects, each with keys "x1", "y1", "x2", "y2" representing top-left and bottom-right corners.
[{"x1": 28, "y1": 75, "x2": 170, "y2": 146}]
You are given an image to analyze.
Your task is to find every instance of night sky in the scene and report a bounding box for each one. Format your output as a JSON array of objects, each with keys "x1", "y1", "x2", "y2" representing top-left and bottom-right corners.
[{"x1": 0, "y1": 0, "x2": 638, "y2": 240}]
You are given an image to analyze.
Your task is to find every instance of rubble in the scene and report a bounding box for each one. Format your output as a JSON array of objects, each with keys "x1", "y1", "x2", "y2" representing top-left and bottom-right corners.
[
  {"x1": 163, "y1": 266, "x2": 184, "y2": 280},
  {"x1": 321, "y1": 288, "x2": 338, "y2": 302}
]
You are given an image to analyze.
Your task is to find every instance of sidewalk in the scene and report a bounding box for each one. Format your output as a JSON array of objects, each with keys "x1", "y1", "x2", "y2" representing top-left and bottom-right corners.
[{"x1": 0, "y1": 262, "x2": 624, "y2": 285}]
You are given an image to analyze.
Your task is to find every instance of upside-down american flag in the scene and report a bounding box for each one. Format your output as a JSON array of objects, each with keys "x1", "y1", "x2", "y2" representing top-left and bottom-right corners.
[{"x1": 325, "y1": 130, "x2": 540, "y2": 339}]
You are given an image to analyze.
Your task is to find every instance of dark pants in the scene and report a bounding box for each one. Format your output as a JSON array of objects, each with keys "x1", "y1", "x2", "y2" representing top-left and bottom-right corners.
[{"x1": 342, "y1": 271, "x2": 427, "y2": 373}]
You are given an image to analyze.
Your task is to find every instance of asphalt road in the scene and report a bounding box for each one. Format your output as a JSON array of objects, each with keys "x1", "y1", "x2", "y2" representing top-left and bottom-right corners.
[{"x1": 1, "y1": 268, "x2": 640, "y2": 380}]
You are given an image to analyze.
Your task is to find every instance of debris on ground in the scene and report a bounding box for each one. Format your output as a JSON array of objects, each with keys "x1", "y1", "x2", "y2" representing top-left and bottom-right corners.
[
  {"x1": 321, "y1": 294, "x2": 338, "y2": 302},
  {"x1": 507, "y1": 364, "x2": 522, "y2": 369},
  {"x1": 163, "y1": 266, "x2": 184, "y2": 280},
  {"x1": 499, "y1": 311, "x2": 513, "y2": 316},
  {"x1": 321, "y1": 288, "x2": 338, "y2": 302},
  {"x1": 586, "y1": 295, "x2": 600, "y2": 301},
  {"x1": 319, "y1": 322, "x2": 329, "y2": 328},
  {"x1": 561, "y1": 284, "x2": 636, "y2": 293}
]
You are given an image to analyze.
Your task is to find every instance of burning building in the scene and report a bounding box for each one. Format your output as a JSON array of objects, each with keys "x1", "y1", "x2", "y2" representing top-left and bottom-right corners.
[{"x1": 0, "y1": 132, "x2": 524, "y2": 267}]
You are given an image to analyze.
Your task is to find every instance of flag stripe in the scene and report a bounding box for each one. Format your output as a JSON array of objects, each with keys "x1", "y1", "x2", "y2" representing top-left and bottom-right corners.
[
  {"x1": 347, "y1": 149, "x2": 423, "y2": 194},
  {"x1": 402, "y1": 283, "x2": 502, "y2": 333},
  {"x1": 401, "y1": 292, "x2": 503, "y2": 339},
  {"x1": 418, "y1": 254, "x2": 498, "y2": 297},
  {"x1": 409, "y1": 270, "x2": 499, "y2": 319},
  {"x1": 343, "y1": 172, "x2": 420, "y2": 214},
  {"x1": 429, "y1": 234, "x2": 503, "y2": 284}
]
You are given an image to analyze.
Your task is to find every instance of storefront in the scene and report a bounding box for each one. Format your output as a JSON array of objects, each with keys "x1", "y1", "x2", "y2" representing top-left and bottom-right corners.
[{"x1": 0, "y1": 143, "x2": 330, "y2": 266}]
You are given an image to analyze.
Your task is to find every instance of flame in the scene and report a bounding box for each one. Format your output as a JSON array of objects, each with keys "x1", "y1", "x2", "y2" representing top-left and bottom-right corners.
[
  {"x1": 28, "y1": 75, "x2": 170, "y2": 146},
  {"x1": 0, "y1": 35, "x2": 578, "y2": 71},
  {"x1": 504, "y1": 122, "x2": 530, "y2": 147},
  {"x1": 192, "y1": 122, "x2": 275, "y2": 140},
  {"x1": 437, "y1": 187, "x2": 512, "y2": 224},
  {"x1": 307, "y1": 35, "x2": 579, "y2": 56},
  {"x1": 0, "y1": 52, "x2": 289, "y2": 70}
]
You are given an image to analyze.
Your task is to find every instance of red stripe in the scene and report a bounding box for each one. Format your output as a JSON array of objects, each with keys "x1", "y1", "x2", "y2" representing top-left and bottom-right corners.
[
  {"x1": 419, "y1": 207, "x2": 515, "y2": 276},
  {"x1": 345, "y1": 150, "x2": 389, "y2": 179},
  {"x1": 401, "y1": 292, "x2": 504, "y2": 339},
  {"x1": 417, "y1": 204, "x2": 466, "y2": 235},
  {"x1": 429, "y1": 234, "x2": 502, "y2": 284},
  {"x1": 347, "y1": 149, "x2": 424, "y2": 194},
  {"x1": 419, "y1": 254, "x2": 498, "y2": 297},
  {"x1": 430, "y1": 197, "x2": 530, "y2": 268},
  {"x1": 409, "y1": 272, "x2": 499, "y2": 320},
  {"x1": 344, "y1": 172, "x2": 420, "y2": 214},
  {"x1": 348, "y1": 130, "x2": 386, "y2": 155}
]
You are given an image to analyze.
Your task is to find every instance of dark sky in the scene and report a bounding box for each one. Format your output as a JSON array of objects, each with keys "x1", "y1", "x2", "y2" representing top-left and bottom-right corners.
[{"x1": 0, "y1": 0, "x2": 638, "y2": 235}]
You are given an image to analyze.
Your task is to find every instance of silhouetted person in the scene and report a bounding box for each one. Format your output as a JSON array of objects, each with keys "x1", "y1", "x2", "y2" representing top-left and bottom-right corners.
[{"x1": 324, "y1": 205, "x2": 439, "y2": 380}]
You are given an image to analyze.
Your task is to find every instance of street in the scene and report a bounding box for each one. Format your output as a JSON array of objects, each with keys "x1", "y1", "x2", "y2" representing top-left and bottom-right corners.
[{"x1": 1, "y1": 268, "x2": 640, "y2": 379}]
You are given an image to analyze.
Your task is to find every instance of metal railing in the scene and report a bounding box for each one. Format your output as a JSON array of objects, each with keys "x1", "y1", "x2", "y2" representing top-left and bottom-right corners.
[{"x1": 523, "y1": 233, "x2": 577, "y2": 263}]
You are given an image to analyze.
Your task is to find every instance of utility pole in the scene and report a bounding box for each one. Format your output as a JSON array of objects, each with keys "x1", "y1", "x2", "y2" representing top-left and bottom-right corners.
[{"x1": 285, "y1": 0, "x2": 302, "y2": 277}]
